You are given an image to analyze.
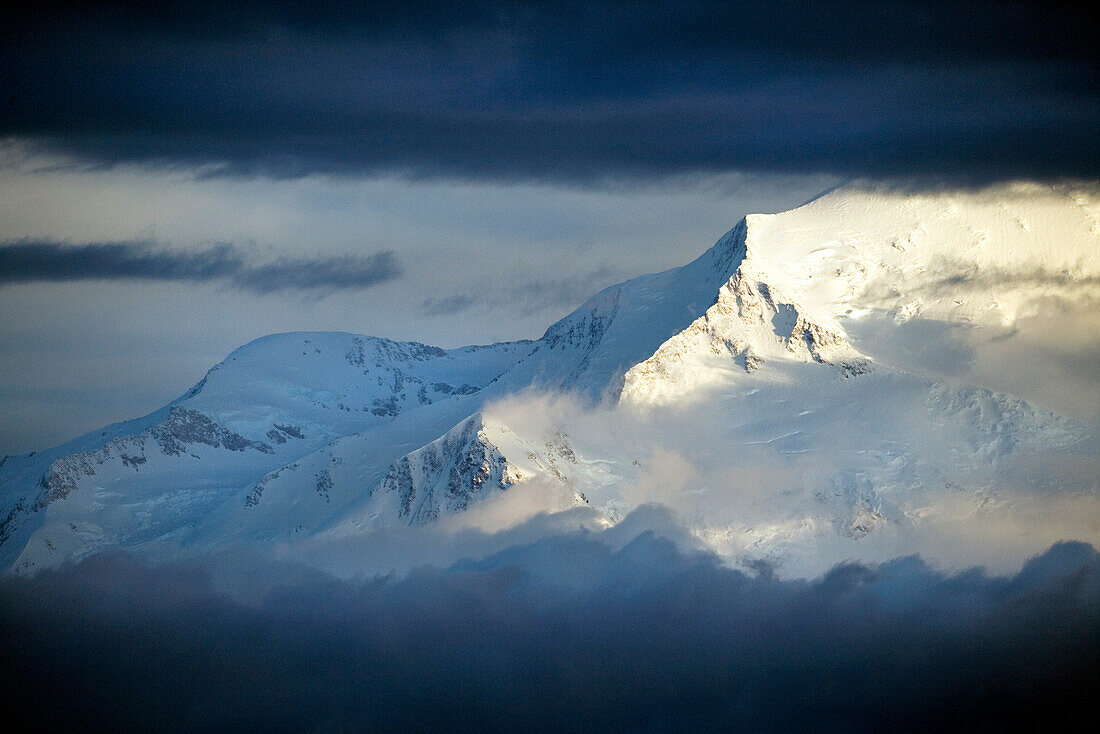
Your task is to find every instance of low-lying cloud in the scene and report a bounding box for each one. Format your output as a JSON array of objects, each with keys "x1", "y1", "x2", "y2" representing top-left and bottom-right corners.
[
  {"x1": 0, "y1": 530, "x2": 1096, "y2": 731},
  {"x1": 0, "y1": 240, "x2": 400, "y2": 294},
  {"x1": 845, "y1": 299, "x2": 1100, "y2": 424}
]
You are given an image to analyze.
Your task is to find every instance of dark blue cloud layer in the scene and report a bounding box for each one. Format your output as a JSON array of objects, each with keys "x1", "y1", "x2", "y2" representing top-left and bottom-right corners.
[
  {"x1": 0, "y1": 240, "x2": 400, "y2": 293},
  {"x1": 2, "y1": 2, "x2": 1095, "y2": 181},
  {"x1": 1, "y1": 532, "x2": 1097, "y2": 732}
]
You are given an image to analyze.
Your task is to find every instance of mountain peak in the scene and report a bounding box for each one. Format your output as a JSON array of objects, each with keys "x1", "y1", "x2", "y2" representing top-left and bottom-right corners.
[
  {"x1": 620, "y1": 266, "x2": 870, "y2": 406},
  {"x1": 737, "y1": 180, "x2": 1100, "y2": 329},
  {"x1": 1, "y1": 181, "x2": 1096, "y2": 575}
]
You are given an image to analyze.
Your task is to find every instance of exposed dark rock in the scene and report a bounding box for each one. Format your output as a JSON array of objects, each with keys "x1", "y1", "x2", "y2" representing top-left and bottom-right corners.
[
  {"x1": 244, "y1": 462, "x2": 299, "y2": 507},
  {"x1": 120, "y1": 453, "x2": 146, "y2": 470},
  {"x1": 315, "y1": 469, "x2": 333, "y2": 502},
  {"x1": 374, "y1": 417, "x2": 522, "y2": 526},
  {"x1": 431, "y1": 382, "x2": 480, "y2": 396},
  {"x1": 346, "y1": 336, "x2": 446, "y2": 369},
  {"x1": 273, "y1": 423, "x2": 304, "y2": 439},
  {"x1": 26, "y1": 408, "x2": 273, "y2": 523},
  {"x1": 0, "y1": 502, "x2": 29, "y2": 545},
  {"x1": 370, "y1": 397, "x2": 399, "y2": 417},
  {"x1": 153, "y1": 407, "x2": 273, "y2": 456},
  {"x1": 183, "y1": 375, "x2": 208, "y2": 399}
]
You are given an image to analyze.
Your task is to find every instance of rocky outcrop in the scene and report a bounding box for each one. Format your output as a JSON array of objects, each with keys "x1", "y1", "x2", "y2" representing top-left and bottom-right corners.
[
  {"x1": 35, "y1": 407, "x2": 275, "y2": 509},
  {"x1": 621, "y1": 267, "x2": 870, "y2": 405},
  {"x1": 152, "y1": 407, "x2": 273, "y2": 456},
  {"x1": 372, "y1": 414, "x2": 526, "y2": 526}
]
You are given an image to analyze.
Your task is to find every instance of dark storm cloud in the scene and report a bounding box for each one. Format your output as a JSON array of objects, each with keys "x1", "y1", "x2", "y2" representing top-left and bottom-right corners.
[
  {"x1": 2, "y1": 2, "x2": 1096, "y2": 181},
  {"x1": 0, "y1": 527, "x2": 1097, "y2": 731},
  {"x1": 0, "y1": 240, "x2": 400, "y2": 293}
]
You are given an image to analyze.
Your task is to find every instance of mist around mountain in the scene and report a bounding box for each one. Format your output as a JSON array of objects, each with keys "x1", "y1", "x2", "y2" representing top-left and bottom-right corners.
[
  {"x1": 2, "y1": 180, "x2": 1096, "y2": 575},
  {"x1": 1, "y1": 180, "x2": 1097, "y2": 729}
]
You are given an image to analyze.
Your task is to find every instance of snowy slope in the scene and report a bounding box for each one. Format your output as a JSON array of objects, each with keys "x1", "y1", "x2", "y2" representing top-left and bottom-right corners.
[
  {"x1": 233, "y1": 180, "x2": 1097, "y2": 575},
  {"x1": 620, "y1": 268, "x2": 871, "y2": 406},
  {"x1": 487, "y1": 221, "x2": 749, "y2": 400},
  {"x1": 623, "y1": 181, "x2": 1099, "y2": 405},
  {"x1": 183, "y1": 331, "x2": 532, "y2": 436},
  {"x1": 2, "y1": 180, "x2": 1097, "y2": 575},
  {"x1": 737, "y1": 181, "x2": 1099, "y2": 329},
  {"x1": 0, "y1": 333, "x2": 532, "y2": 570}
]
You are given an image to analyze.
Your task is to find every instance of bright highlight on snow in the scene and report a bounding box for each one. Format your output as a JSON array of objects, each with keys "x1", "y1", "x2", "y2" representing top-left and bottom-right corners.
[{"x1": 1, "y1": 181, "x2": 1097, "y2": 577}]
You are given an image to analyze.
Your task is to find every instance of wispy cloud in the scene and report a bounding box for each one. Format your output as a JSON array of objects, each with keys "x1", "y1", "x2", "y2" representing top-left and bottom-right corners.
[
  {"x1": 420, "y1": 293, "x2": 479, "y2": 316},
  {"x1": 421, "y1": 267, "x2": 622, "y2": 317},
  {"x1": 0, "y1": 240, "x2": 400, "y2": 294}
]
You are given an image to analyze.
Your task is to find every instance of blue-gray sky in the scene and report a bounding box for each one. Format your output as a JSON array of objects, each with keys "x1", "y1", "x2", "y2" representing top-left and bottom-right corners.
[{"x1": 0, "y1": 1, "x2": 1096, "y2": 454}]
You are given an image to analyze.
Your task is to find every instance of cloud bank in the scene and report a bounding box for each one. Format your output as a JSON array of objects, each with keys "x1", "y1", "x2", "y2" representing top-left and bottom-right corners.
[
  {"x1": 0, "y1": 240, "x2": 400, "y2": 293},
  {"x1": 0, "y1": 529, "x2": 1096, "y2": 731},
  {"x1": 2, "y1": 1, "x2": 1095, "y2": 181}
]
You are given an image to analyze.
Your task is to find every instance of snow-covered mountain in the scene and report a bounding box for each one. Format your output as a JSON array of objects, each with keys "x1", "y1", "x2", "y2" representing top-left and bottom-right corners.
[{"x1": 2, "y1": 181, "x2": 1098, "y2": 576}]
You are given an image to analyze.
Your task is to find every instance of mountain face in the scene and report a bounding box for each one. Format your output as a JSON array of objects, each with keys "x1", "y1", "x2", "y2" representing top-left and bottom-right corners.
[
  {"x1": 620, "y1": 267, "x2": 871, "y2": 406},
  {"x1": 370, "y1": 414, "x2": 526, "y2": 526},
  {"x1": 2, "y1": 181, "x2": 1098, "y2": 576}
]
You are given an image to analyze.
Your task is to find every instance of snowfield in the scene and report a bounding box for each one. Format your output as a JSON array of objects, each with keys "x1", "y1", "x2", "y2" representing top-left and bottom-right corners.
[{"x1": 2, "y1": 180, "x2": 1098, "y2": 577}]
